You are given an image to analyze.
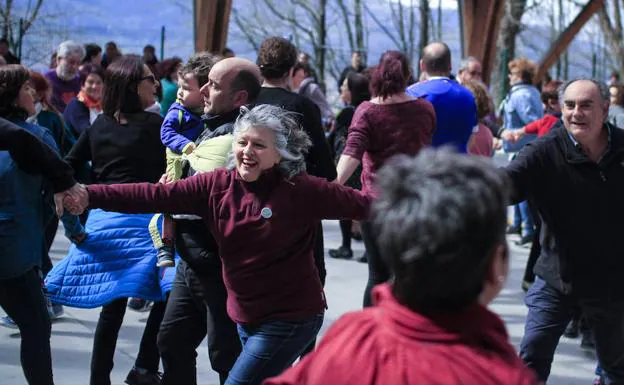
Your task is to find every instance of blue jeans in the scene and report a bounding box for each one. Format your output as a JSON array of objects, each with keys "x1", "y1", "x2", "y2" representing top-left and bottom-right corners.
[
  {"x1": 225, "y1": 313, "x2": 324, "y2": 385},
  {"x1": 520, "y1": 278, "x2": 624, "y2": 384},
  {"x1": 512, "y1": 201, "x2": 534, "y2": 237}
]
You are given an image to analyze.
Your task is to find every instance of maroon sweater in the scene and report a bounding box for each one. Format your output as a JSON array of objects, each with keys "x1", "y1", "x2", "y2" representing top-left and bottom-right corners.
[
  {"x1": 265, "y1": 284, "x2": 540, "y2": 385},
  {"x1": 87, "y1": 167, "x2": 370, "y2": 325},
  {"x1": 342, "y1": 100, "x2": 436, "y2": 195}
]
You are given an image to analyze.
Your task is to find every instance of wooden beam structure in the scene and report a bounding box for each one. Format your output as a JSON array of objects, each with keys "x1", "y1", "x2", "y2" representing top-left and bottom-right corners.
[
  {"x1": 535, "y1": 0, "x2": 604, "y2": 84},
  {"x1": 194, "y1": 0, "x2": 233, "y2": 54},
  {"x1": 460, "y1": 0, "x2": 506, "y2": 85}
]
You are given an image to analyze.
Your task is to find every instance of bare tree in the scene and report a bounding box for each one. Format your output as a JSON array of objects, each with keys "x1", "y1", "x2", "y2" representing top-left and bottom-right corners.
[
  {"x1": 491, "y1": 0, "x2": 530, "y2": 104},
  {"x1": 0, "y1": 0, "x2": 44, "y2": 57},
  {"x1": 598, "y1": 0, "x2": 624, "y2": 79},
  {"x1": 417, "y1": 0, "x2": 429, "y2": 78},
  {"x1": 364, "y1": 0, "x2": 419, "y2": 62}
]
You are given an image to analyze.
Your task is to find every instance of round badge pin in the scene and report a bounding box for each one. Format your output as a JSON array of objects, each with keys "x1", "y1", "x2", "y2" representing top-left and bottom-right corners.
[{"x1": 260, "y1": 207, "x2": 273, "y2": 219}]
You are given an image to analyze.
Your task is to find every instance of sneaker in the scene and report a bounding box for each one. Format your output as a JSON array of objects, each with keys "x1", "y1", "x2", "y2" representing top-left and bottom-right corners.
[
  {"x1": 127, "y1": 298, "x2": 152, "y2": 312},
  {"x1": 48, "y1": 303, "x2": 64, "y2": 320},
  {"x1": 563, "y1": 319, "x2": 580, "y2": 339},
  {"x1": 515, "y1": 234, "x2": 533, "y2": 246},
  {"x1": 506, "y1": 225, "x2": 521, "y2": 235},
  {"x1": 125, "y1": 367, "x2": 162, "y2": 385},
  {"x1": 356, "y1": 251, "x2": 368, "y2": 263},
  {"x1": 328, "y1": 246, "x2": 353, "y2": 259},
  {"x1": 156, "y1": 246, "x2": 175, "y2": 268},
  {"x1": 581, "y1": 331, "x2": 596, "y2": 351},
  {"x1": 0, "y1": 315, "x2": 18, "y2": 329}
]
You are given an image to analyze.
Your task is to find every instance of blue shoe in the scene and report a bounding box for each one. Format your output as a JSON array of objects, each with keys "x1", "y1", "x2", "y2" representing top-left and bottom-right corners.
[{"x1": 0, "y1": 315, "x2": 18, "y2": 329}]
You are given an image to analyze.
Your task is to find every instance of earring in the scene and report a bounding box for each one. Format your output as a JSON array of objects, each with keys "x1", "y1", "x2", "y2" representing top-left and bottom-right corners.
[{"x1": 497, "y1": 275, "x2": 506, "y2": 283}]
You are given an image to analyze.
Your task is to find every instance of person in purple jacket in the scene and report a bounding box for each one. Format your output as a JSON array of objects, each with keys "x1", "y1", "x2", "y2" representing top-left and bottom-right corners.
[
  {"x1": 44, "y1": 40, "x2": 83, "y2": 113},
  {"x1": 149, "y1": 52, "x2": 218, "y2": 267},
  {"x1": 62, "y1": 104, "x2": 371, "y2": 385}
]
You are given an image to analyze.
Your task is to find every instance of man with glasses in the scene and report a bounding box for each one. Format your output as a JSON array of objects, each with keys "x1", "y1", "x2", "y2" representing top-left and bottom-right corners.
[
  {"x1": 45, "y1": 40, "x2": 84, "y2": 112},
  {"x1": 457, "y1": 56, "x2": 483, "y2": 84}
]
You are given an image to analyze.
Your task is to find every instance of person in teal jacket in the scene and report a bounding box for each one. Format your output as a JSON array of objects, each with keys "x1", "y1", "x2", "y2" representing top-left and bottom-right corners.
[
  {"x1": 0, "y1": 64, "x2": 63, "y2": 385},
  {"x1": 0, "y1": 65, "x2": 86, "y2": 330}
]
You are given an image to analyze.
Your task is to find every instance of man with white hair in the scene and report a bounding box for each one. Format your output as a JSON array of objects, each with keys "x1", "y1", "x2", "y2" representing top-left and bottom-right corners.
[
  {"x1": 457, "y1": 56, "x2": 483, "y2": 84},
  {"x1": 45, "y1": 40, "x2": 84, "y2": 112}
]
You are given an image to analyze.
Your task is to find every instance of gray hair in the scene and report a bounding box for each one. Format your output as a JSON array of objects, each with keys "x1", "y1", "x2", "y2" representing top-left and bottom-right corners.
[
  {"x1": 57, "y1": 40, "x2": 85, "y2": 59},
  {"x1": 227, "y1": 104, "x2": 312, "y2": 178},
  {"x1": 558, "y1": 77, "x2": 610, "y2": 107},
  {"x1": 372, "y1": 149, "x2": 510, "y2": 311},
  {"x1": 458, "y1": 56, "x2": 480, "y2": 71}
]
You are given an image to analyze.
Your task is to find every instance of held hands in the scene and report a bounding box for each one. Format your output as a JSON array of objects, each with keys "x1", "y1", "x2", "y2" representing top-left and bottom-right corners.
[
  {"x1": 500, "y1": 129, "x2": 525, "y2": 144},
  {"x1": 54, "y1": 183, "x2": 89, "y2": 216}
]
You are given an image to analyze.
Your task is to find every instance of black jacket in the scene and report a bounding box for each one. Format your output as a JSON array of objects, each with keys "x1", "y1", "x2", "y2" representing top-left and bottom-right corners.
[
  {"x1": 256, "y1": 87, "x2": 336, "y2": 181},
  {"x1": 506, "y1": 121, "x2": 624, "y2": 299}
]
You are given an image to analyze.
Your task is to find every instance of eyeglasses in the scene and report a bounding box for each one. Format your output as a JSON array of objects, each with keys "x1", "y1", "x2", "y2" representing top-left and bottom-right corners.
[{"x1": 140, "y1": 74, "x2": 156, "y2": 83}]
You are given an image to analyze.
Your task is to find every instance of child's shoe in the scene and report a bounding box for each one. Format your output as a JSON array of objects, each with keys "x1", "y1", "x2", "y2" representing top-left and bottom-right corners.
[{"x1": 156, "y1": 245, "x2": 175, "y2": 267}]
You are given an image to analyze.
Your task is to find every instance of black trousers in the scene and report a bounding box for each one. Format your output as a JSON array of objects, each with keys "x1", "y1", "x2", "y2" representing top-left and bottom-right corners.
[
  {"x1": 0, "y1": 268, "x2": 53, "y2": 385},
  {"x1": 523, "y1": 201, "x2": 542, "y2": 284},
  {"x1": 90, "y1": 297, "x2": 166, "y2": 385},
  {"x1": 361, "y1": 221, "x2": 390, "y2": 307},
  {"x1": 158, "y1": 220, "x2": 241, "y2": 385}
]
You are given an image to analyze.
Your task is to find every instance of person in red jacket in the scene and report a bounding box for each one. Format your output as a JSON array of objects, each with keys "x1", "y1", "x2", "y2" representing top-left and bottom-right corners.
[{"x1": 263, "y1": 150, "x2": 541, "y2": 385}]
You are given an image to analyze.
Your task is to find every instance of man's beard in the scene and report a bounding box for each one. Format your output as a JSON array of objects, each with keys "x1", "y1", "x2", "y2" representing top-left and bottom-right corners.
[{"x1": 57, "y1": 66, "x2": 77, "y2": 81}]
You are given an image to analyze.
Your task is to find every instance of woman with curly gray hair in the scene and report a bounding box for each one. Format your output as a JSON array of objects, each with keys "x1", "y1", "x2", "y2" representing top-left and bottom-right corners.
[{"x1": 62, "y1": 104, "x2": 372, "y2": 385}]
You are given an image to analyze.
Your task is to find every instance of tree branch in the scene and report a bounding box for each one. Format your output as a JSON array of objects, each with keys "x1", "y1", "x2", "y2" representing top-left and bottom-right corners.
[
  {"x1": 363, "y1": 3, "x2": 403, "y2": 48},
  {"x1": 231, "y1": 8, "x2": 260, "y2": 52},
  {"x1": 335, "y1": 0, "x2": 355, "y2": 51},
  {"x1": 293, "y1": 0, "x2": 320, "y2": 26},
  {"x1": 263, "y1": 0, "x2": 314, "y2": 37},
  {"x1": 23, "y1": 0, "x2": 43, "y2": 31}
]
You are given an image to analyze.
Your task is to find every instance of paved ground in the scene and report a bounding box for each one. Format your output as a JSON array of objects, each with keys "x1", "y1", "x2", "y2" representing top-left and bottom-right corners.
[{"x1": 1, "y1": 220, "x2": 597, "y2": 385}]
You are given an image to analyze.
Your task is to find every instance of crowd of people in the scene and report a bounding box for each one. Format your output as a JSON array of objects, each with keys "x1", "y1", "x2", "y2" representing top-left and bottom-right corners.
[{"x1": 1, "y1": 35, "x2": 624, "y2": 385}]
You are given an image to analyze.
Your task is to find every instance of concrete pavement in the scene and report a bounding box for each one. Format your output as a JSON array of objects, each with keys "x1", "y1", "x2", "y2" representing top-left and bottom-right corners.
[{"x1": 1, "y1": 220, "x2": 597, "y2": 384}]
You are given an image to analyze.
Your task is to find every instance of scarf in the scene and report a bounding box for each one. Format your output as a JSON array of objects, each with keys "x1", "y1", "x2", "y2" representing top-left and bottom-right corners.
[{"x1": 77, "y1": 90, "x2": 102, "y2": 112}]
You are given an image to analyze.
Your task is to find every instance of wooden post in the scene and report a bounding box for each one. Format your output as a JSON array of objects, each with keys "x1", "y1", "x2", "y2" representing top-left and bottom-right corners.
[
  {"x1": 194, "y1": 0, "x2": 233, "y2": 53},
  {"x1": 534, "y1": 0, "x2": 604, "y2": 84},
  {"x1": 460, "y1": 0, "x2": 506, "y2": 85}
]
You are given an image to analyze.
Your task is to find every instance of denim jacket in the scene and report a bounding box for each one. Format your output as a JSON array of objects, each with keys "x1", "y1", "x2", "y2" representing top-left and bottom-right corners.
[
  {"x1": 0, "y1": 140, "x2": 45, "y2": 279},
  {"x1": 500, "y1": 83, "x2": 543, "y2": 153}
]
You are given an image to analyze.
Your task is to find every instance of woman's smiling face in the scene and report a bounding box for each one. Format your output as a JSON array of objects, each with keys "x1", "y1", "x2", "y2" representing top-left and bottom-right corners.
[{"x1": 233, "y1": 125, "x2": 281, "y2": 182}]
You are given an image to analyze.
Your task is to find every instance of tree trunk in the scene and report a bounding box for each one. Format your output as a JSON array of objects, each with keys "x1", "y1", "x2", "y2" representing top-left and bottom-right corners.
[
  {"x1": 354, "y1": 0, "x2": 365, "y2": 62},
  {"x1": 417, "y1": 0, "x2": 430, "y2": 78},
  {"x1": 598, "y1": 0, "x2": 624, "y2": 79},
  {"x1": 491, "y1": 0, "x2": 528, "y2": 105},
  {"x1": 316, "y1": 0, "x2": 327, "y2": 92}
]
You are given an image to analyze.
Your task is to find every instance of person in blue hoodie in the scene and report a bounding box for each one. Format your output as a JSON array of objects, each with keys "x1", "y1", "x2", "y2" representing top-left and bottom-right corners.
[{"x1": 148, "y1": 52, "x2": 217, "y2": 268}]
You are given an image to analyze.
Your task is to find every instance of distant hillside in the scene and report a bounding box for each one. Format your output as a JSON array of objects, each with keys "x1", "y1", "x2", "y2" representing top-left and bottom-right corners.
[{"x1": 20, "y1": 0, "x2": 611, "y2": 95}]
